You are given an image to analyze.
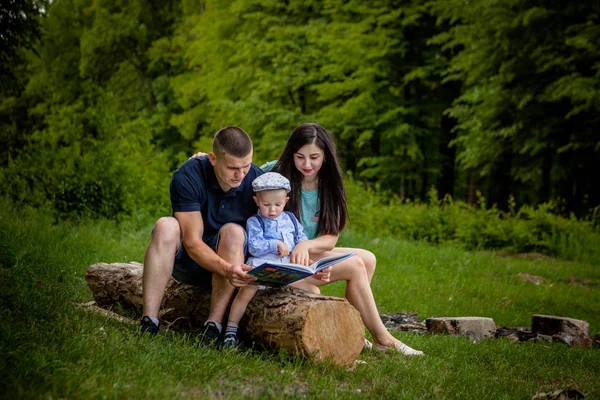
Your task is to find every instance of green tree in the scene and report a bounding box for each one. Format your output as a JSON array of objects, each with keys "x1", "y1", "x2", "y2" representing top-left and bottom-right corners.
[
  {"x1": 169, "y1": 0, "x2": 328, "y2": 163},
  {"x1": 1, "y1": 0, "x2": 180, "y2": 218},
  {"x1": 172, "y1": 0, "x2": 457, "y2": 200},
  {"x1": 314, "y1": 0, "x2": 456, "y2": 199},
  {"x1": 0, "y1": 0, "x2": 48, "y2": 168},
  {"x1": 431, "y1": 0, "x2": 600, "y2": 214}
]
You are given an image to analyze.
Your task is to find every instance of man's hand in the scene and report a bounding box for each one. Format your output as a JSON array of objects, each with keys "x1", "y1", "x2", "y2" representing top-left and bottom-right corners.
[
  {"x1": 290, "y1": 241, "x2": 311, "y2": 266},
  {"x1": 313, "y1": 267, "x2": 331, "y2": 283},
  {"x1": 224, "y1": 263, "x2": 256, "y2": 287},
  {"x1": 276, "y1": 241, "x2": 289, "y2": 257}
]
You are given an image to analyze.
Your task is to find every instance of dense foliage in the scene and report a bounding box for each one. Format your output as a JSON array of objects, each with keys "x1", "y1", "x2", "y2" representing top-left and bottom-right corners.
[
  {"x1": 346, "y1": 180, "x2": 600, "y2": 265},
  {"x1": 1, "y1": 0, "x2": 598, "y2": 221}
]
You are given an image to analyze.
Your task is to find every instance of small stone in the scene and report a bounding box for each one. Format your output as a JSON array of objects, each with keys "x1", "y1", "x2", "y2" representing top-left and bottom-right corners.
[
  {"x1": 593, "y1": 332, "x2": 600, "y2": 348},
  {"x1": 518, "y1": 273, "x2": 547, "y2": 285},
  {"x1": 553, "y1": 332, "x2": 575, "y2": 346},
  {"x1": 517, "y1": 328, "x2": 537, "y2": 342},
  {"x1": 379, "y1": 313, "x2": 427, "y2": 334},
  {"x1": 496, "y1": 328, "x2": 521, "y2": 342},
  {"x1": 465, "y1": 330, "x2": 480, "y2": 344},
  {"x1": 532, "y1": 315, "x2": 590, "y2": 340},
  {"x1": 551, "y1": 333, "x2": 593, "y2": 348},
  {"x1": 496, "y1": 326, "x2": 537, "y2": 342},
  {"x1": 426, "y1": 317, "x2": 496, "y2": 338},
  {"x1": 495, "y1": 327, "x2": 517, "y2": 337},
  {"x1": 531, "y1": 388, "x2": 584, "y2": 399},
  {"x1": 536, "y1": 334, "x2": 553, "y2": 343},
  {"x1": 506, "y1": 334, "x2": 521, "y2": 343},
  {"x1": 571, "y1": 337, "x2": 593, "y2": 348}
]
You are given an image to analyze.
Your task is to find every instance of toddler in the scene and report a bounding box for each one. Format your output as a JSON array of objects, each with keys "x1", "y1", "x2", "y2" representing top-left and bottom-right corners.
[{"x1": 222, "y1": 172, "x2": 308, "y2": 349}]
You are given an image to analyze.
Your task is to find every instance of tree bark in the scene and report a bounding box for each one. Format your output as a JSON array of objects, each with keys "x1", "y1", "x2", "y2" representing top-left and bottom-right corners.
[{"x1": 85, "y1": 262, "x2": 364, "y2": 366}]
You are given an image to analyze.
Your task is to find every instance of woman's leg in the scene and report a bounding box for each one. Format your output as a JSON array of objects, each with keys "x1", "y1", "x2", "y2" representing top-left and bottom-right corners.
[
  {"x1": 293, "y1": 253, "x2": 423, "y2": 355},
  {"x1": 332, "y1": 247, "x2": 376, "y2": 283},
  {"x1": 291, "y1": 279, "x2": 321, "y2": 294}
]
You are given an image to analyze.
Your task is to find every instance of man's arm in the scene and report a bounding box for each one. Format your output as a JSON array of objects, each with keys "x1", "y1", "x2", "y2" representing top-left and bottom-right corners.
[
  {"x1": 175, "y1": 211, "x2": 231, "y2": 277},
  {"x1": 176, "y1": 211, "x2": 256, "y2": 287},
  {"x1": 175, "y1": 211, "x2": 256, "y2": 288}
]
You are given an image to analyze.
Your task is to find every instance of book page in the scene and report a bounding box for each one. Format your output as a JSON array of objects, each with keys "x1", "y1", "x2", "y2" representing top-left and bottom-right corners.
[{"x1": 313, "y1": 253, "x2": 354, "y2": 271}]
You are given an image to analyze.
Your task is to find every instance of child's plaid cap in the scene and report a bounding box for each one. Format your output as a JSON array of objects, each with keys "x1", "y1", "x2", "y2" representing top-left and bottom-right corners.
[{"x1": 252, "y1": 172, "x2": 291, "y2": 193}]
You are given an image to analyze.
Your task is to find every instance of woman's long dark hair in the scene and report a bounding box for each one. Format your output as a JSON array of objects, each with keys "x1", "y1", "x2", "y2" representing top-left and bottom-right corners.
[{"x1": 273, "y1": 123, "x2": 347, "y2": 236}]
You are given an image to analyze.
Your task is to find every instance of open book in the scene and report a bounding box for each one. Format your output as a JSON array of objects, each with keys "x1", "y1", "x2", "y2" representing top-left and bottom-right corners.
[{"x1": 247, "y1": 253, "x2": 354, "y2": 287}]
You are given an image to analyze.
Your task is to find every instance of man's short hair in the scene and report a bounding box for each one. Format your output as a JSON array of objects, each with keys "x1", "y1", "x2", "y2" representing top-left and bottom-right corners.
[{"x1": 212, "y1": 126, "x2": 253, "y2": 158}]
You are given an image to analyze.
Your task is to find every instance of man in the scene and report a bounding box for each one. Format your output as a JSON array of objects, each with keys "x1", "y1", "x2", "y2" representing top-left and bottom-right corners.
[{"x1": 140, "y1": 126, "x2": 262, "y2": 344}]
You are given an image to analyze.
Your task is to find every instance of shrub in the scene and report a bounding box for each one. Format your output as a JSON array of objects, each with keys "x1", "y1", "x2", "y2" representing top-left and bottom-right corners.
[
  {"x1": 0, "y1": 114, "x2": 172, "y2": 221},
  {"x1": 345, "y1": 179, "x2": 600, "y2": 264}
]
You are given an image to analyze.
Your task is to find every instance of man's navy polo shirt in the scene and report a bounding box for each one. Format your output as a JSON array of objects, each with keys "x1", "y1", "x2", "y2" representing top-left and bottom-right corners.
[{"x1": 169, "y1": 156, "x2": 263, "y2": 241}]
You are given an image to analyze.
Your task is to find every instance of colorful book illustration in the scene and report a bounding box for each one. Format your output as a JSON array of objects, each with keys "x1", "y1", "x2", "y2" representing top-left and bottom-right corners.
[{"x1": 247, "y1": 253, "x2": 354, "y2": 286}]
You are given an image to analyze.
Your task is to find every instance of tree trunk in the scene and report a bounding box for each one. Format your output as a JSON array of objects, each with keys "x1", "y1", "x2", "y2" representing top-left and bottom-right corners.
[
  {"x1": 85, "y1": 262, "x2": 364, "y2": 366},
  {"x1": 467, "y1": 170, "x2": 482, "y2": 206}
]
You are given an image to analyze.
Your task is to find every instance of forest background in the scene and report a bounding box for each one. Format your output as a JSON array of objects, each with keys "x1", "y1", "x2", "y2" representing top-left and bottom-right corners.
[
  {"x1": 1, "y1": 0, "x2": 600, "y2": 260},
  {"x1": 2, "y1": 2, "x2": 600, "y2": 398}
]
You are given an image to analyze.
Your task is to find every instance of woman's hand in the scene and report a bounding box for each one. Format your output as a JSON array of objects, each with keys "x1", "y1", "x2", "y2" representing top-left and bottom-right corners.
[
  {"x1": 313, "y1": 267, "x2": 331, "y2": 283},
  {"x1": 189, "y1": 152, "x2": 208, "y2": 159},
  {"x1": 290, "y1": 240, "x2": 312, "y2": 266}
]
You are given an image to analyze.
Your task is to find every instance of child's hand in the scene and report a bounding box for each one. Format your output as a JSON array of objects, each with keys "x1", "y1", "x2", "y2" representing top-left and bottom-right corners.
[
  {"x1": 276, "y1": 241, "x2": 289, "y2": 257},
  {"x1": 313, "y1": 267, "x2": 331, "y2": 283}
]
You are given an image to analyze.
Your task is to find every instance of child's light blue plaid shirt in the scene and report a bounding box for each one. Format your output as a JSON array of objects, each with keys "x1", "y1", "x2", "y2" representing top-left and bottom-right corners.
[{"x1": 246, "y1": 211, "x2": 308, "y2": 265}]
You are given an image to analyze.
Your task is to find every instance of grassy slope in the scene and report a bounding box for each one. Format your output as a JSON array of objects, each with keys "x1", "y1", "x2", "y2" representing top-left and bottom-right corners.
[{"x1": 1, "y1": 204, "x2": 598, "y2": 399}]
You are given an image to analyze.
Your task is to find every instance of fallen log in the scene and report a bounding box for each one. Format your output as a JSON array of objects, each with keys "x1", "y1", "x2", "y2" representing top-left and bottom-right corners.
[{"x1": 86, "y1": 262, "x2": 364, "y2": 366}]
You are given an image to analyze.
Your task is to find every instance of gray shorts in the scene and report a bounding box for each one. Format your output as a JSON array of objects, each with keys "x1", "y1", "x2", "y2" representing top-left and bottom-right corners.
[{"x1": 172, "y1": 223, "x2": 248, "y2": 286}]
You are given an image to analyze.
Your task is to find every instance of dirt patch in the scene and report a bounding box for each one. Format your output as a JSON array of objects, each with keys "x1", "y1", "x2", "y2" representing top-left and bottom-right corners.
[
  {"x1": 518, "y1": 273, "x2": 548, "y2": 285},
  {"x1": 561, "y1": 276, "x2": 597, "y2": 287},
  {"x1": 495, "y1": 250, "x2": 556, "y2": 262}
]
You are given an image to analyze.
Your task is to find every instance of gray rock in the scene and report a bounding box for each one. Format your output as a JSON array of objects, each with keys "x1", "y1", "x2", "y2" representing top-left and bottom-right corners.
[
  {"x1": 536, "y1": 334, "x2": 553, "y2": 343},
  {"x1": 553, "y1": 332, "x2": 593, "y2": 348},
  {"x1": 379, "y1": 313, "x2": 427, "y2": 334},
  {"x1": 532, "y1": 315, "x2": 590, "y2": 339},
  {"x1": 426, "y1": 317, "x2": 496, "y2": 338},
  {"x1": 495, "y1": 326, "x2": 536, "y2": 342},
  {"x1": 531, "y1": 388, "x2": 584, "y2": 399},
  {"x1": 465, "y1": 330, "x2": 480, "y2": 344},
  {"x1": 553, "y1": 332, "x2": 575, "y2": 346}
]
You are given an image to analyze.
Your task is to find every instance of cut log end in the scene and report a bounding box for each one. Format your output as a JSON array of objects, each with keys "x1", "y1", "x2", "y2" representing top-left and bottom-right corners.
[{"x1": 302, "y1": 301, "x2": 364, "y2": 366}]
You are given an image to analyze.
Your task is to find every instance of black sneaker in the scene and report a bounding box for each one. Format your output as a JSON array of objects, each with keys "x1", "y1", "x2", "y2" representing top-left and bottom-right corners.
[
  {"x1": 222, "y1": 333, "x2": 239, "y2": 350},
  {"x1": 139, "y1": 316, "x2": 159, "y2": 335},
  {"x1": 199, "y1": 321, "x2": 222, "y2": 347}
]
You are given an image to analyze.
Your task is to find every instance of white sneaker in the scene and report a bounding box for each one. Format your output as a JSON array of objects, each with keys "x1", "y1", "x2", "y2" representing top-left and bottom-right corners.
[{"x1": 373, "y1": 342, "x2": 424, "y2": 356}]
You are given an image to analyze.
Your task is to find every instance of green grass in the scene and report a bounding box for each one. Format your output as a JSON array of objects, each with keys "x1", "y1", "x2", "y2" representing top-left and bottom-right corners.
[
  {"x1": 330, "y1": 232, "x2": 600, "y2": 333},
  {"x1": 1, "y1": 200, "x2": 599, "y2": 399}
]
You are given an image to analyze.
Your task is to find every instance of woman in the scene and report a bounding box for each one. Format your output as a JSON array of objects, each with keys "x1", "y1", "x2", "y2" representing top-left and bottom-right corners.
[{"x1": 264, "y1": 123, "x2": 423, "y2": 356}]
